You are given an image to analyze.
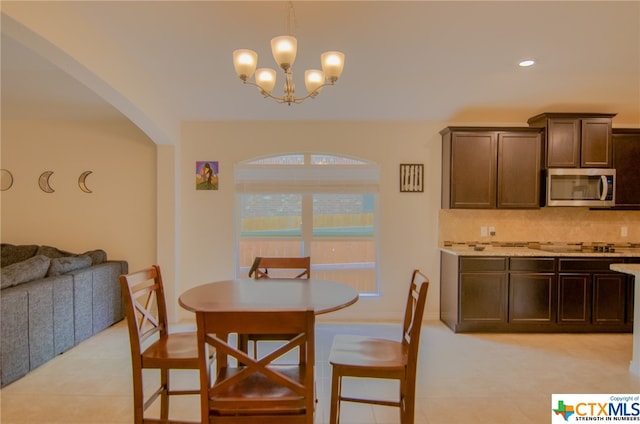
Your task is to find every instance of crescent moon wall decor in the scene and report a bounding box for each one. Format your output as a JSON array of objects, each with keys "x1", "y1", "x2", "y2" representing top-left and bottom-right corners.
[
  {"x1": 38, "y1": 171, "x2": 55, "y2": 193},
  {"x1": 78, "y1": 171, "x2": 93, "y2": 193},
  {"x1": 0, "y1": 169, "x2": 13, "y2": 191}
]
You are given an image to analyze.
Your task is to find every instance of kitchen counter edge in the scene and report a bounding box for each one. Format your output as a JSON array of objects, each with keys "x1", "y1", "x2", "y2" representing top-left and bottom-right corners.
[{"x1": 440, "y1": 246, "x2": 640, "y2": 257}]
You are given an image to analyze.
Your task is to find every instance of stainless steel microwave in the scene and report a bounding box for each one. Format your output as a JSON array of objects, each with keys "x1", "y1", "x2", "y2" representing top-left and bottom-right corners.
[{"x1": 546, "y1": 168, "x2": 616, "y2": 207}]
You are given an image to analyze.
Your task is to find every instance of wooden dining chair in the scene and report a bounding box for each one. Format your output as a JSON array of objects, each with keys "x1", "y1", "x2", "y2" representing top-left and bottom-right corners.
[
  {"x1": 196, "y1": 308, "x2": 316, "y2": 424},
  {"x1": 249, "y1": 256, "x2": 311, "y2": 279},
  {"x1": 328, "y1": 269, "x2": 430, "y2": 424},
  {"x1": 120, "y1": 265, "x2": 202, "y2": 424},
  {"x1": 242, "y1": 256, "x2": 312, "y2": 357}
]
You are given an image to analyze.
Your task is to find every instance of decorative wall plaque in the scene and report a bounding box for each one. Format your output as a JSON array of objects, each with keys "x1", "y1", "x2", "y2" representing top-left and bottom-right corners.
[{"x1": 400, "y1": 164, "x2": 423, "y2": 192}]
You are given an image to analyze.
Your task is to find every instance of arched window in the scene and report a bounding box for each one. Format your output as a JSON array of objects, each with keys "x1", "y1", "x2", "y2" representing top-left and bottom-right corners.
[{"x1": 235, "y1": 153, "x2": 380, "y2": 295}]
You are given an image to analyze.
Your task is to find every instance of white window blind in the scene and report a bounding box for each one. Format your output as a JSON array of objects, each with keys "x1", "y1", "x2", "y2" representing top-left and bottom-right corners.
[{"x1": 234, "y1": 164, "x2": 380, "y2": 193}]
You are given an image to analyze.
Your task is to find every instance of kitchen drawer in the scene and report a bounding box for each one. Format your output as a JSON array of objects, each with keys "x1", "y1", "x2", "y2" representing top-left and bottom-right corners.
[
  {"x1": 460, "y1": 257, "x2": 507, "y2": 272},
  {"x1": 510, "y1": 257, "x2": 555, "y2": 272},
  {"x1": 558, "y1": 258, "x2": 619, "y2": 273}
]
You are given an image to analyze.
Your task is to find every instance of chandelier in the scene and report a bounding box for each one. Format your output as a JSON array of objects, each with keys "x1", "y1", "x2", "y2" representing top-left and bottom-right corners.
[{"x1": 232, "y1": 2, "x2": 345, "y2": 105}]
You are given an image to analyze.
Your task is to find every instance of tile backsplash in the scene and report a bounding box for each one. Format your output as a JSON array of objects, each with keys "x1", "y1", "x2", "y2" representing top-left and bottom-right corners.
[{"x1": 439, "y1": 208, "x2": 640, "y2": 245}]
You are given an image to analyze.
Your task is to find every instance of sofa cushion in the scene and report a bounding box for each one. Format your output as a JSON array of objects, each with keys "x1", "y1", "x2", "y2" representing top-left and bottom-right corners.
[
  {"x1": 36, "y1": 245, "x2": 75, "y2": 259},
  {"x1": 81, "y1": 249, "x2": 107, "y2": 265},
  {"x1": 0, "y1": 255, "x2": 51, "y2": 289},
  {"x1": 47, "y1": 255, "x2": 92, "y2": 277},
  {"x1": 34, "y1": 246, "x2": 106, "y2": 265},
  {"x1": 1, "y1": 244, "x2": 39, "y2": 267}
]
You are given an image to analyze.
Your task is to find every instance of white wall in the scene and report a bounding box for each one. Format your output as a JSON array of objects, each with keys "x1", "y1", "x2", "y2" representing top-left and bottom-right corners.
[
  {"x1": 1, "y1": 119, "x2": 157, "y2": 272},
  {"x1": 176, "y1": 121, "x2": 445, "y2": 323}
]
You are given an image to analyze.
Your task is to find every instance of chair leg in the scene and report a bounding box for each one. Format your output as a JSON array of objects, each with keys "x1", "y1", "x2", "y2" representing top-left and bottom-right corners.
[
  {"x1": 404, "y1": 398, "x2": 415, "y2": 424},
  {"x1": 400, "y1": 382, "x2": 415, "y2": 424},
  {"x1": 160, "y1": 368, "x2": 169, "y2": 421},
  {"x1": 132, "y1": 368, "x2": 144, "y2": 424},
  {"x1": 329, "y1": 371, "x2": 341, "y2": 424}
]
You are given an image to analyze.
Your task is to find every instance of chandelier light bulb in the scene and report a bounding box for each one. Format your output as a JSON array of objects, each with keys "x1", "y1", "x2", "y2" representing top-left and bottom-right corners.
[
  {"x1": 255, "y1": 68, "x2": 277, "y2": 94},
  {"x1": 233, "y1": 49, "x2": 258, "y2": 81},
  {"x1": 271, "y1": 35, "x2": 297, "y2": 70},
  {"x1": 321, "y1": 51, "x2": 345, "y2": 82},
  {"x1": 305, "y1": 70, "x2": 325, "y2": 94}
]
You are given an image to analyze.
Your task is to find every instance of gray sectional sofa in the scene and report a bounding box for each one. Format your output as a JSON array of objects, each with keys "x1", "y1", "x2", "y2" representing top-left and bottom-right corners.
[{"x1": 0, "y1": 244, "x2": 128, "y2": 386}]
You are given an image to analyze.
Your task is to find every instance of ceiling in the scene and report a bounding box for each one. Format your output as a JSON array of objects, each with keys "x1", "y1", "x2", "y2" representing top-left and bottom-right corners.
[{"x1": 2, "y1": 1, "x2": 639, "y2": 144}]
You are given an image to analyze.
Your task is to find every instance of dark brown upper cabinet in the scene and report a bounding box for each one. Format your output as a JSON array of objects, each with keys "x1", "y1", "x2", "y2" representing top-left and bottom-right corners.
[
  {"x1": 441, "y1": 127, "x2": 542, "y2": 209},
  {"x1": 527, "y1": 113, "x2": 615, "y2": 168},
  {"x1": 613, "y1": 128, "x2": 640, "y2": 207}
]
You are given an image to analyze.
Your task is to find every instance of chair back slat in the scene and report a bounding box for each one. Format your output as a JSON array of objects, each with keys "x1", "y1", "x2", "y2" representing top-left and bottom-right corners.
[
  {"x1": 250, "y1": 256, "x2": 311, "y2": 279},
  {"x1": 207, "y1": 332, "x2": 307, "y2": 397}
]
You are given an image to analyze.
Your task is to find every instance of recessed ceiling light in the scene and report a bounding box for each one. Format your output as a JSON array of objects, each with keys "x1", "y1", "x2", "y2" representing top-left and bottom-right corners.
[{"x1": 519, "y1": 59, "x2": 536, "y2": 67}]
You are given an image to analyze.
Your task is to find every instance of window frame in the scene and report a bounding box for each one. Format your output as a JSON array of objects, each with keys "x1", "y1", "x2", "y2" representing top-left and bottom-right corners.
[{"x1": 234, "y1": 153, "x2": 380, "y2": 295}]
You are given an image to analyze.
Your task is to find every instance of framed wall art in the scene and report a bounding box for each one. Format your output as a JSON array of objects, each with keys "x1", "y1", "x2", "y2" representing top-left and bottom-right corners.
[
  {"x1": 196, "y1": 161, "x2": 219, "y2": 190},
  {"x1": 400, "y1": 164, "x2": 423, "y2": 192}
]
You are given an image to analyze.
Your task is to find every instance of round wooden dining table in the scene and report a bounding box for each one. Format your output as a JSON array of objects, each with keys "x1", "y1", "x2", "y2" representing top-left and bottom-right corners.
[{"x1": 178, "y1": 278, "x2": 359, "y2": 314}]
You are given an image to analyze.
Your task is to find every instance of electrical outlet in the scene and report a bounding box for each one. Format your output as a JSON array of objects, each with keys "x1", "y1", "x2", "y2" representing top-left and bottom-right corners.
[
  {"x1": 481, "y1": 226, "x2": 488, "y2": 237},
  {"x1": 489, "y1": 226, "x2": 496, "y2": 236},
  {"x1": 622, "y1": 226, "x2": 628, "y2": 237}
]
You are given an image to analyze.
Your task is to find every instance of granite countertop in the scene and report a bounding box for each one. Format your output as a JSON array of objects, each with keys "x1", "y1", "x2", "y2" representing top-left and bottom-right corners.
[
  {"x1": 610, "y1": 263, "x2": 640, "y2": 275},
  {"x1": 441, "y1": 242, "x2": 640, "y2": 258}
]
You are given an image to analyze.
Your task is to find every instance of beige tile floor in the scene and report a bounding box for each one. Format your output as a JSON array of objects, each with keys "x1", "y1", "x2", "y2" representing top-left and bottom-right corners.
[{"x1": 1, "y1": 319, "x2": 638, "y2": 424}]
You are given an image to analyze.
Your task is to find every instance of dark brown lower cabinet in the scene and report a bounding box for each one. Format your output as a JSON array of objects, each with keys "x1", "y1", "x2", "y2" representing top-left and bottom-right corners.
[
  {"x1": 557, "y1": 274, "x2": 590, "y2": 325},
  {"x1": 509, "y1": 258, "x2": 555, "y2": 327},
  {"x1": 558, "y1": 258, "x2": 632, "y2": 331},
  {"x1": 460, "y1": 273, "x2": 507, "y2": 324},
  {"x1": 509, "y1": 273, "x2": 555, "y2": 324},
  {"x1": 593, "y1": 273, "x2": 627, "y2": 325},
  {"x1": 557, "y1": 273, "x2": 628, "y2": 328},
  {"x1": 440, "y1": 252, "x2": 635, "y2": 333}
]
